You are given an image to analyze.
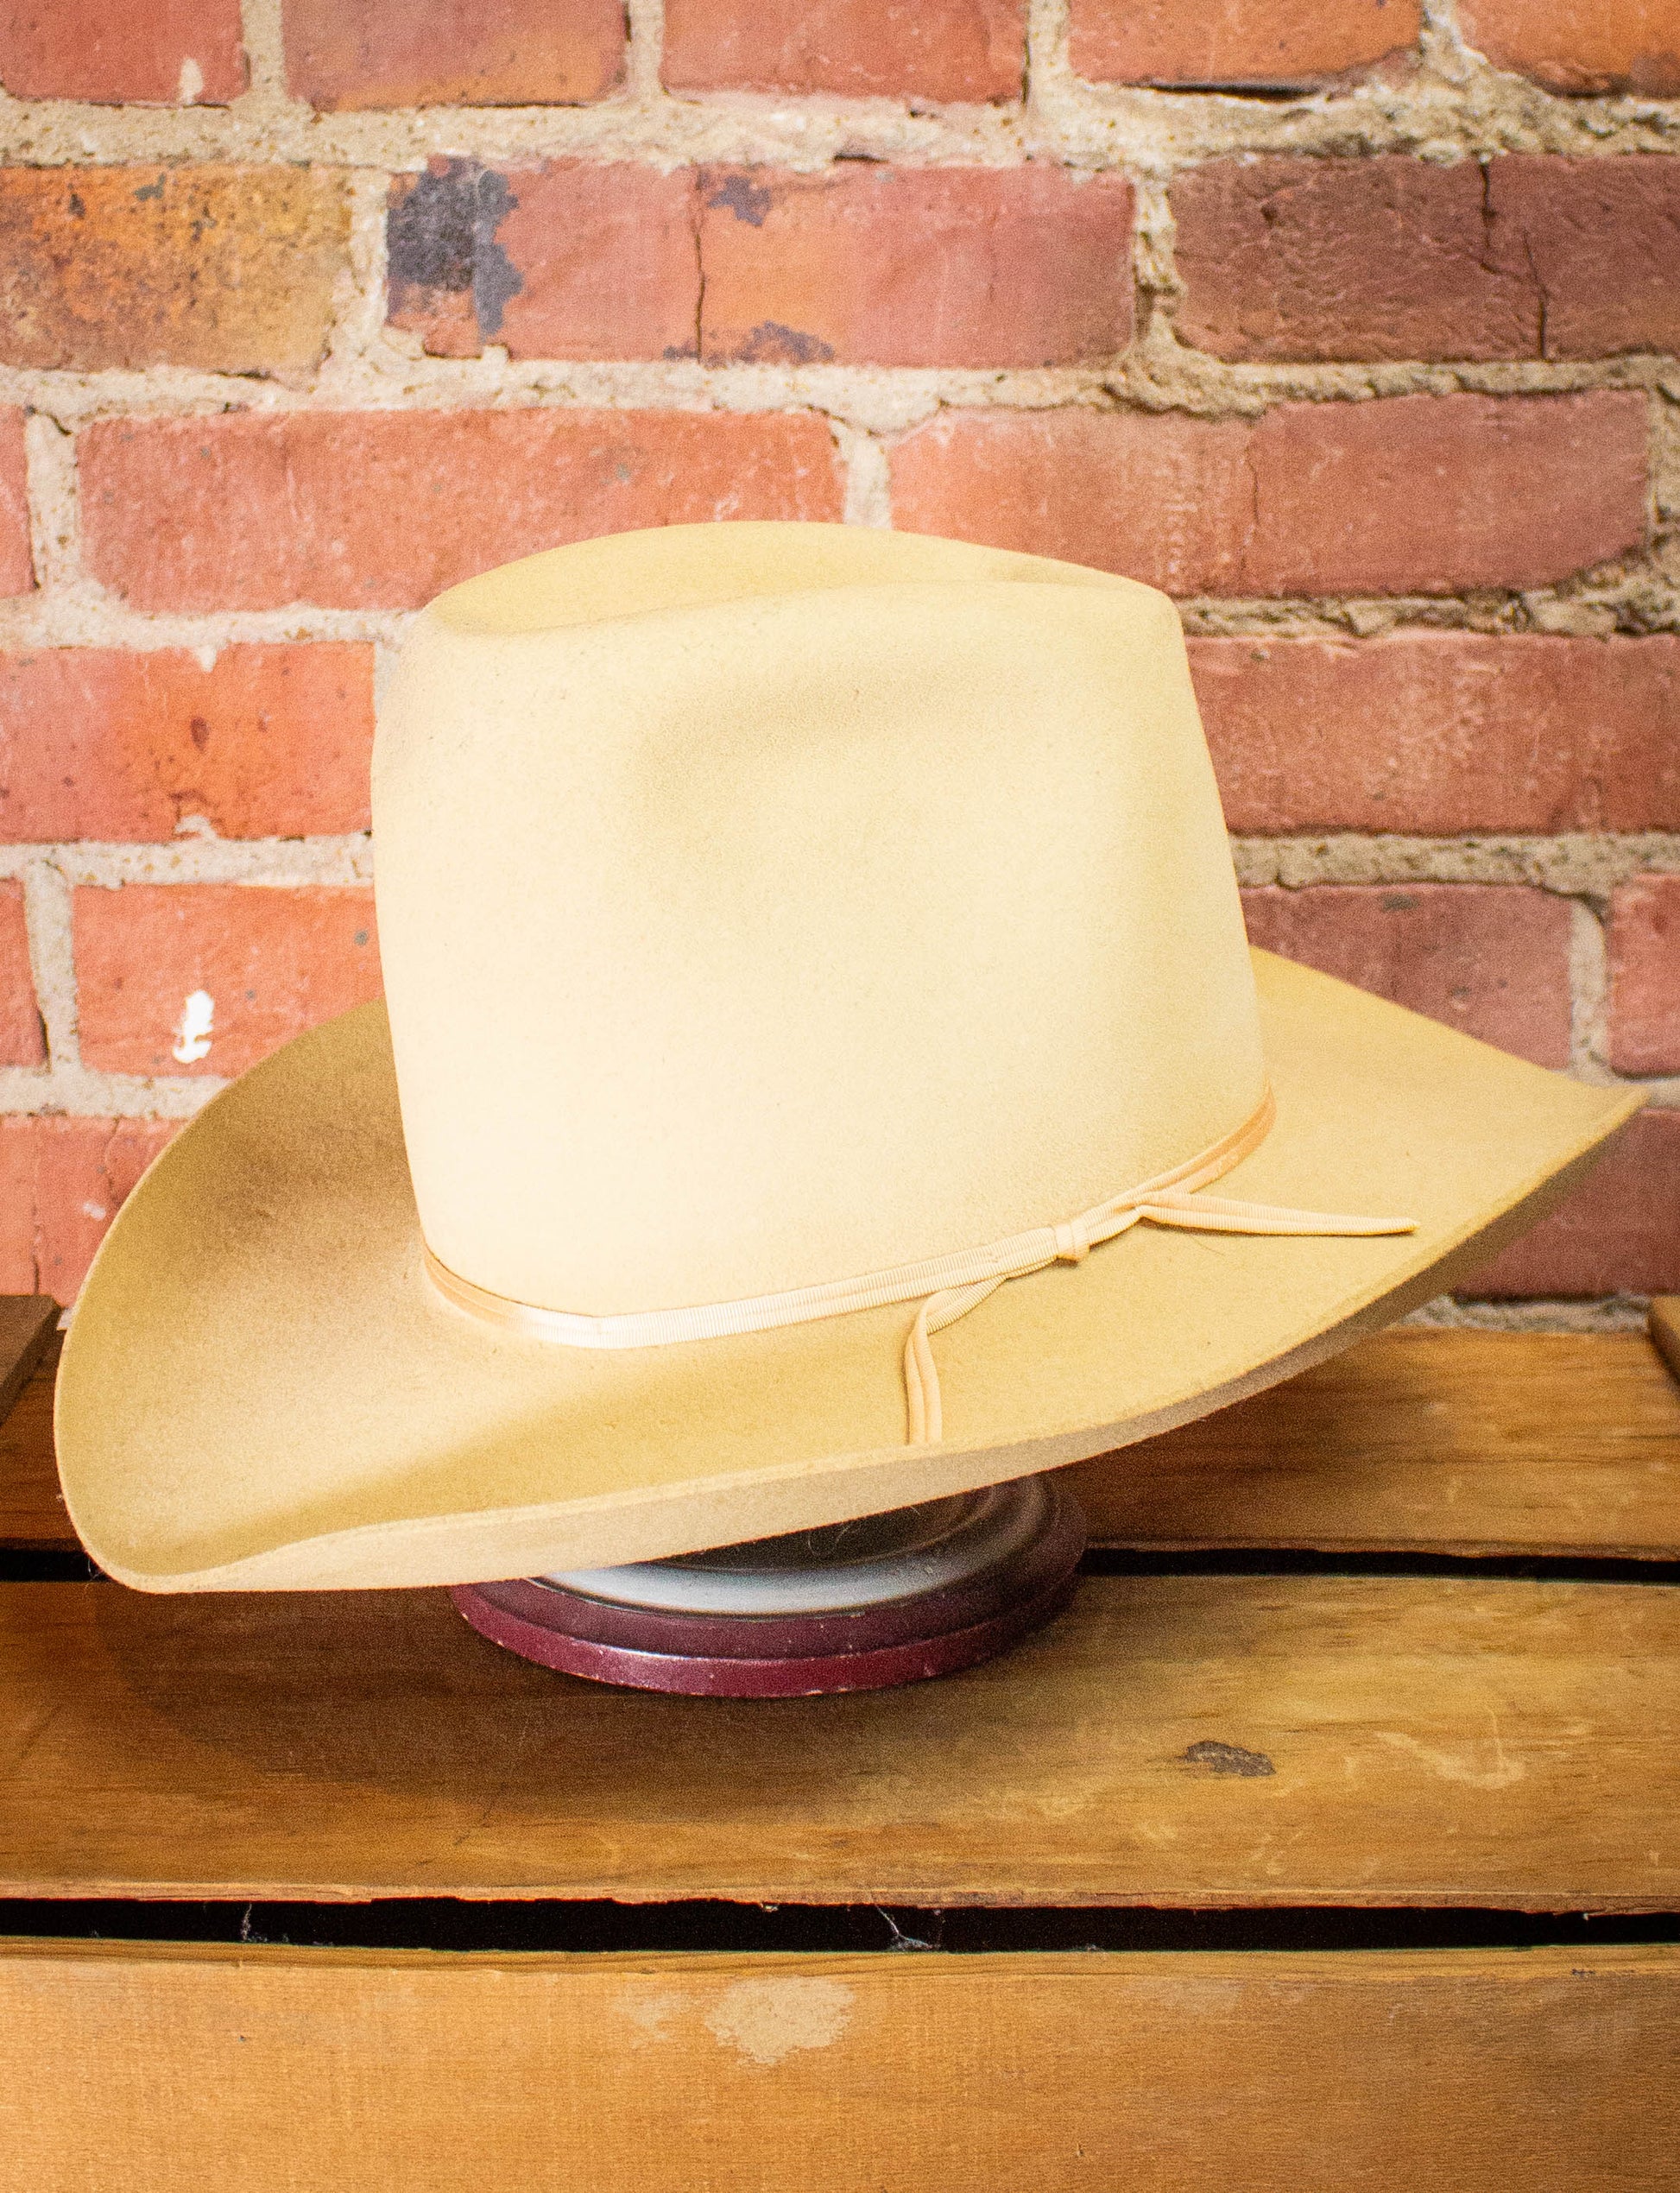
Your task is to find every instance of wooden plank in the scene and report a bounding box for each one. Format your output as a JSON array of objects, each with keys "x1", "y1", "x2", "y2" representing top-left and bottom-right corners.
[
  {"x1": 1, "y1": 1939, "x2": 1675, "y2": 2193},
  {"x1": 1652, "y1": 1297, "x2": 1680, "y2": 1387},
  {"x1": 0, "y1": 1328, "x2": 64, "y2": 1549},
  {"x1": 8, "y1": 1325, "x2": 1680, "y2": 1557},
  {"x1": 2, "y1": 1573, "x2": 1674, "y2": 1908},
  {"x1": 0, "y1": 1299, "x2": 54, "y2": 1447},
  {"x1": 1073, "y1": 1329, "x2": 1680, "y2": 1558}
]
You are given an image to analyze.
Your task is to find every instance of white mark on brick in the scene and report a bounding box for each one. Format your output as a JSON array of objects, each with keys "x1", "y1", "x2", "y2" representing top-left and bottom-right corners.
[
  {"x1": 81, "y1": 1201, "x2": 106, "y2": 1221},
  {"x1": 172, "y1": 989, "x2": 215, "y2": 1064},
  {"x1": 193, "y1": 643, "x2": 218, "y2": 673},
  {"x1": 178, "y1": 57, "x2": 204, "y2": 104},
  {"x1": 704, "y1": 1978, "x2": 853, "y2": 2068}
]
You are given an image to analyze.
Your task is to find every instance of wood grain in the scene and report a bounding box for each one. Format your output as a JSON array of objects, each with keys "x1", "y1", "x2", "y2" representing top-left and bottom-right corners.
[
  {"x1": 3, "y1": 1572, "x2": 1675, "y2": 1907},
  {"x1": 8, "y1": 1324, "x2": 1680, "y2": 1558},
  {"x1": 0, "y1": 1299, "x2": 54, "y2": 1447},
  {"x1": 1, "y1": 1938, "x2": 1675, "y2": 2193},
  {"x1": 0, "y1": 1327, "x2": 62, "y2": 1547},
  {"x1": 1071, "y1": 1329, "x2": 1680, "y2": 1558}
]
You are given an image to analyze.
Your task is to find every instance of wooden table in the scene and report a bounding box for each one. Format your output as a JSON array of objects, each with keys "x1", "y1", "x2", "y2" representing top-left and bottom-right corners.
[{"x1": 3, "y1": 1301, "x2": 1677, "y2": 2190}]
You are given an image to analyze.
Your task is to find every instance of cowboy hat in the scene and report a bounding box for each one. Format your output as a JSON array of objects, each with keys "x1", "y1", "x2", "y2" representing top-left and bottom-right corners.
[{"x1": 56, "y1": 522, "x2": 1640, "y2": 1591}]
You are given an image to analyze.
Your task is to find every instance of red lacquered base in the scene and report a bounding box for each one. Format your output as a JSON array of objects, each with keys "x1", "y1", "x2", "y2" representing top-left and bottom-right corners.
[{"x1": 451, "y1": 1476, "x2": 1085, "y2": 1697}]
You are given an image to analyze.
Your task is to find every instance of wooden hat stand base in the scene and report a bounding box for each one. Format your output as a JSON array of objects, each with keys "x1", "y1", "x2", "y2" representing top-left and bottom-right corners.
[{"x1": 451, "y1": 1475, "x2": 1086, "y2": 1697}]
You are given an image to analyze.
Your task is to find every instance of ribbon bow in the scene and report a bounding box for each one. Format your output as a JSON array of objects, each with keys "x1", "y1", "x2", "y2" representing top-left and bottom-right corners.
[{"x1": 901, "y1": 1087, "x2": 1414, "y2": 1443}]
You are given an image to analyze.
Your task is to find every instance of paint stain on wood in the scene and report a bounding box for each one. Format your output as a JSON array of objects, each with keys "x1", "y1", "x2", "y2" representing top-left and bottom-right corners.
[{"x1": 704, "y1": 1977, "x2": 855, "y2": 2066}]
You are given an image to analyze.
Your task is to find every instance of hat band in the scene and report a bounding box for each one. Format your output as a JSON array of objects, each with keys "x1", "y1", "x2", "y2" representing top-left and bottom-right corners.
[{"x1": 422, "y1": 1084, "x2": 1415, "y2": 1445}]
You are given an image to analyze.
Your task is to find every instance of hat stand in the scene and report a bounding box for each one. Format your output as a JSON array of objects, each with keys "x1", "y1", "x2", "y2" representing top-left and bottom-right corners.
[{"x1": 451, "y1": 1475, "x2": 1086, "y2": 1697}]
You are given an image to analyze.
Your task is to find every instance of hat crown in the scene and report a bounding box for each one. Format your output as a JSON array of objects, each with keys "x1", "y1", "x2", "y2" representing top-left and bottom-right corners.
[{"x1": 374, "y1": 523, "x2": 1265, "y2": 1317}]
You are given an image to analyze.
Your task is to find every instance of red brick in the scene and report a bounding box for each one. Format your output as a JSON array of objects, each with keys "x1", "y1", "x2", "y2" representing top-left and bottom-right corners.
[
  {"x1": 0, "y1": 879, "x2": 42, "y2": 1066},
  {"x1": 1241, "y1": 883, "x2": 1573, "y2": 1066},
  {"x1": 1457, "y1": 0, "x2": 1680, "y2": 97},
  {"x1": 1490, "y1": 156, "x2": 1680, "y2": 361},
  {"x1": 1172, "y1": 158, "x2": 1535, "y2": 363},
  {"x1": 663, "y1": 0, "x2": 1025, "y2": 102},
  {"x1": 389, "y1": 161, "x2": 699, "y2": 362},
  {"x1": 1607, "y1": 876, "x2": 1680, "y2": 1078},
  {"x1": 0, "y1": 1115, "x2": 180, "y2": 1302},
  {"x1": 79, "y1": 409, "x2": 843, "y2": 614},
  {"x1": 392, "y1": 161, "x2": 1132, "y2": 368},
  {"x1": 0, "y1": 407, "x2": 31, "y2": 598},
  {"x1": 0, "y1": 0, "x2": 244, "y2": 104},
  {"x1": 284, "y1": 0, "x2": 626, "y2": 108},
  {"x1": 697, "y1": 165, "x2": 1134, "y2": 369},
  {"x1": 1192, "y1": 633, "x2": 1680, "y2": 836},
  {"x1": 1071, "y1": 0, "x2": 1420, "y2": 86},
  {"x1": 891, "y1": 408, "x2": 1254, "y2": 594},
  {"x1": 73, "y1": 885, "x2": 381, "y2": 1079},
  {"x1": 1246, "y1": 392, "x2": 1647, "y2": 597},
  {"x1": 1173, "y1": 156, "x2": 1680, "y2": 363},
  {"x1": 0, "y1": 166, "x2": 350, "y2": 374},
  {"x1": 890, "y1": 393, "x2": 1647, "y2": 597},
  {"x1": 0, "y1": 646, "x2": 374, "y2": 842},
  {"x1": 1463, "y1": 1108, "x2": 1680, "y2": 1297}
]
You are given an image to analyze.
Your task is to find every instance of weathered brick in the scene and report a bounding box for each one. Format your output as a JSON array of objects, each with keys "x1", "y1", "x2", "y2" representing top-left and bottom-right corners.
[
  {"x1": 0, "y1": 646, "x2": 374, "y2": 842},
  {"x1": 283, "y1": 0, "x2": 626, "y2": 108},
  {"x1": 1192, "y1": 633, "x2": 1680, "y2": 835},
  {"x1": 1490, "y1": 157, "x2": 1680, "y2": 360},
  {"x1": 1607, "y1": 875, "x2": 1680, "y2": 1078},
  {"x1": 0, "y1": 879, "x2": 43, "y2": 1066},
  {"x1": 1070, "y1": 0, "x2": 1421, "y2": 87},
  {"x1": 889, "y1": 393, "x2": 1647, "y2": 597},
  {"x1": 1243, "y1": 393, "x2": 1647, "y2": 597},
  {"x1": 390, "y1": 161, "x2": 1131, "y2": 367},
  {"x1": 1241, "y1": 883, "x2": 1573, "y2": 1066},
  {"x1": 389, "y1": 161, "x2": 700, "y2": 362},
  {"x1": 73, "y1": 885, "x2": 382, "y2": 1079},
  {"x1": 891, "y1": 409, "x2": 1254, "y2": 594},
  {"x1": 697, "y1": 165, "x2": 1134, "y2": 369},
  {"x1": 0, "y1": 0, "x2": 244, "y2": 104},
  {"x1": 1173, "y1": 156, "x2": 1680, "y2": 363},
  {"x1": 0, "y1": 167, "x2": 350, "y2": 374},
  {"x1": 79, "y1": 408, "x2": 844, "y2": 613},
  {"x1": 663, "y1": 0, "x2": 1026, "y2": 102},
  {"x1": 0, "y1": 408, "x2": 31, "y2": 598},
  {"x1": 1463, "y1": 1108, "x2": 1680, "y2": 1297},
  {"x1": 0, "y1": 1115, "x2": 180, "y2": 1301},
  {"x1": 1172, "y1": 158, "x2": 1533, "y2": 363},
  {"x1": 1456, "y1": 0, "x2": 1680, "y2": 97}
]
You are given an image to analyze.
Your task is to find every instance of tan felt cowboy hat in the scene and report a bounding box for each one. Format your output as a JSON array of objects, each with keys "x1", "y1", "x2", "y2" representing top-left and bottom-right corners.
[{"x1": 56, "y1": 522, "x2": 1641, "y2": 1592}]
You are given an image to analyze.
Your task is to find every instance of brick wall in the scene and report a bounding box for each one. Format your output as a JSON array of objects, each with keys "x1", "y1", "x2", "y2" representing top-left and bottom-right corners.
[{"x1": 1, "y1": 0, "x2": 1677, "y2": 1314}]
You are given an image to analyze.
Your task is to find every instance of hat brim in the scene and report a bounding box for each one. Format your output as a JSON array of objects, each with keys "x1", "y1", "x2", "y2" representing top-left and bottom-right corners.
[{"x1": 56, "y1": 950, "x2": 1640, "y2": 1591}]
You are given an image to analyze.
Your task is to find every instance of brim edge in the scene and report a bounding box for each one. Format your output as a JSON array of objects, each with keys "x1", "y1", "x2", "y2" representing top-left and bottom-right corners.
[{"x1": 77, "y1": 1079, "x2": 1645, "y2": 1594}]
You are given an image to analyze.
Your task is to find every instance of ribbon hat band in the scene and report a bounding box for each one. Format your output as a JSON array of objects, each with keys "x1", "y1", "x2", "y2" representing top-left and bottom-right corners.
[{"x1": 424, "y1": 1084, "x2": 1415, "y2": 1446}]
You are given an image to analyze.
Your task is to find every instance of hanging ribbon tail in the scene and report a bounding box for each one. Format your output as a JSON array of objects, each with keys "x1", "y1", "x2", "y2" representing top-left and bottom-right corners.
[{"x1": 904, "y1": 1276, "x2": 1008, "y2": 1444}]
